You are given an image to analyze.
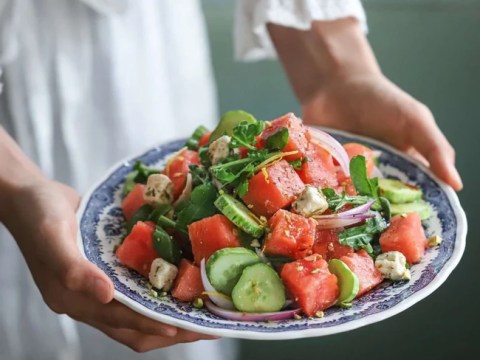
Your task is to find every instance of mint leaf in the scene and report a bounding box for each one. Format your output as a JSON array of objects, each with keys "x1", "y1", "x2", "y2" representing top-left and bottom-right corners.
[
  {"x1": 349, "y1": 155, "x2": 379, "y2": 197},
  {"x1": 289, "y1": 159, "x2": 303, "y2": 170},
  {"x1": 265, "y1": 127, "x2": 289, "y2": 150}
]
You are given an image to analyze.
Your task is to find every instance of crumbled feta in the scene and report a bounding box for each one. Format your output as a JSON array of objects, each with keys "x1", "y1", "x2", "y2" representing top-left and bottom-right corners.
[
  {"x1": 144, "y1": 174, "x2": 174, "y2": 206},
  {"x1": 375, "y1": 251, "x2": 411, "y2": 281},
  {"x1": 208, "y1": 135, "x2": 231, "y2": 165},
  {"x1": 291, "y1": 186, "x2": 328, "y2": 217},
  {"x1": 149, "y1": 258, "x2": 178, "y2": 291}
]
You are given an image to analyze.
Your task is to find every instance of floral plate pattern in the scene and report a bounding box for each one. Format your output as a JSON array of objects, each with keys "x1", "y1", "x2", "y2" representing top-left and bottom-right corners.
[{"x1": 77, "y1": 128, "x2": 467, "y2": 340}]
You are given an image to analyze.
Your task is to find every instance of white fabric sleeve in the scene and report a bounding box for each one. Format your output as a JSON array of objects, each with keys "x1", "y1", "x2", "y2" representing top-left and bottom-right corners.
[{"x1": 235, "y1": 0, "x2": 367, "y2": 61}]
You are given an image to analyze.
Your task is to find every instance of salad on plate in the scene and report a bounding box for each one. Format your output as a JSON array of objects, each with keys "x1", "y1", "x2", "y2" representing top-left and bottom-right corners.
[{"x1": 115, "y1": 111, "x2": 440, "y2": 321}]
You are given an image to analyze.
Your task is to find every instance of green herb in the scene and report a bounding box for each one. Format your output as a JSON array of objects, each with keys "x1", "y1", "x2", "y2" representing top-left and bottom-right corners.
[
  {"x1": 185, "y1": 125, "x2": 209, "y2": 150},
  {"x1": 176, "y1": 182, "x2": 218, "y2": 229},
  {"x1": 189, "y1": 164, "x2": 210, "y2": 186},
  {"x1": 133, "y1": 161, "x2": 161, "y2": 184},
  {"x1": 322, "y1": 188, "x2": 371, "y2": 211},
  {"x1": 265, "y1": 127, "x2": 289, "y2": 150},
  {"x1": 349, "y1": 155, "x2": 379, "y2": 198},
  {"x1": 198, "y1": 146, "x2": 210, "y2": 166},
  {"x1": 229, "y1": 120, "x2": 265, "y2": 151},
  {"x1": 290, "y1": 159, "x2": 303, "y2": 170},
  {"x1": 152, "y1": 226, "x2": 182, "y2": 265},
  {"x1": 338, "y1": 212, "x2": 388, "y2": 253}
]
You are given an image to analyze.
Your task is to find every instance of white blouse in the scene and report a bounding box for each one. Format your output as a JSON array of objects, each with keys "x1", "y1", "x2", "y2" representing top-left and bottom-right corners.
[{"x1": 0, "y1": 1, "x2": 366, "y2": 360}]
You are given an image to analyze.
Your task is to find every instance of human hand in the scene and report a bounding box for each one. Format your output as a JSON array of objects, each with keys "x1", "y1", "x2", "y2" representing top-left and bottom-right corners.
[
  {"x1": 1, "y1": 179, "x2": 216, "y2": 352},
  {"x1": 302, "y1": 73, "x2": 463, "y2": 191}
]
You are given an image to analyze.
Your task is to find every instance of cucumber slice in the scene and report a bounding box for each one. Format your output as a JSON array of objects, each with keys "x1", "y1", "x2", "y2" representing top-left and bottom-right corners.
[
  {"x1": 185, "y1": 125, "x2": 209, "y2": 150},
  {"x1": 210, "y1": 110, "x2": 257, "y2": 142},
  {"x1": 328, "y1": 259, "x2": 359, "y2": 307},
  {"x1": 378, "y1": 178, "x2": 422, "y2": 204},
  {"x1": 390, "y1": 200, "x2": 433, "y2": 221},
  {"x1": 232, "y1": 263, "x2": 285, "y2": 312},
  {"x1": 214, "y1": 194, "x2": 265, "y2": 238},
  {"x1": 207, "y1": 247, "x2": 261, "y2": 295}
]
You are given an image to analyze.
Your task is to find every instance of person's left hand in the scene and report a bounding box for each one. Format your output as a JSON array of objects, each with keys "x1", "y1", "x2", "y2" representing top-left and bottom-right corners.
[{"x1": 302, "y1": 73, "x2": 463, "y2": 191}]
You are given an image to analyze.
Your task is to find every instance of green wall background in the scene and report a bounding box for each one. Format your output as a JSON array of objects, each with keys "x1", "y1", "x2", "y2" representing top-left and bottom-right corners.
[{"x1": 202, "y1": 1, "x2": 480, "y2": 358}]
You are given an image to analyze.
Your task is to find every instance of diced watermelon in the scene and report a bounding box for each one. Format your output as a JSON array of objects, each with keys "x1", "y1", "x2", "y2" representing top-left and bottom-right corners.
[
  {"x1": 171, "y1": 259, "x2": 204, "y2": 302},
  {"x1": 165, "y1": 149, "x2": 200, "y2": 200},
  {"x1": 116, "y1": 221, "x2": 157, "y2": 277},
  {"x1": 312, "y1": 229, "x2": 354, "y2": 261},
  {"x1": 297, "y1": 142, "x2": 338, "y2": 188},
  {"x1": 343, "y1": 143, "x2": 375, "y2": 177},
  {"x1": 281, "y1": 255, "x2": 339, "y2": 316},
  {"x1": 262, "y1": 113, "x2": 310, "y2": 161},
  {"x1": 379, "y1": 213, "x2": 427, "y2": 264},
  {"x1": 264, "y1": 210, "x2": 316, "y2": 259},
  {"x1": 340, "y1": 250, "x2": 383, "y2": 297},
  {"x1": 122, "y1": 183, "x2": 148, "y2": 221},
  {"x1": 242, "y1": 160, "x2": 305, "y2": 217},
  {"x1": 198, "y1": 132, "x2": 211, "y2": 147},
  {"x1": 188, "y1": 214, "x2": 241, "y2": 264}
]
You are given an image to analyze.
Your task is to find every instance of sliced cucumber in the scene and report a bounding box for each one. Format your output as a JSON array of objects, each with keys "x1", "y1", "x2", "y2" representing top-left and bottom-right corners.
[
  {"x1": 125, "y1": 204, "x2": 152, "y2": 234},
  {"x1": 232, "y1": 263, "x2": 285, "y2": 312},
  {"x1": 185, "y1": 125, "x2": 209, "y2": 150},
  {"x1": 390, "y1": 200, "x2": 433, "y2": 221},
  {"x1": 328, "y1": 259, "x2": 359, "y2": 307},
  {"x1": 210, "y1": 110, "x2": 256, "y2": 142},
  {"x1": 214, "y1": 194, "x2": 265, "y2": 238},
  {"x1": 378, "y1": 178, "x2": 422, "y2": 204},
  {"x1": 207, "y1": 247, "x2": 261, "y2": 295}
]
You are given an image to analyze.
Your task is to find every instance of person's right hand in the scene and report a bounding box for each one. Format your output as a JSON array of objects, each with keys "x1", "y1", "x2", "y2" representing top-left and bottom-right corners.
[{"x1": 1, "y1": 178, "x2": 216, "y2": 352}]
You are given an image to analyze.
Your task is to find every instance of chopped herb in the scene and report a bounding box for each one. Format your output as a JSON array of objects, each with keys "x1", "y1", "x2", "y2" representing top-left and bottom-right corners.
[
  {"x1": 229, "y1": 120, "x2": 265, "y2": 150},
  {"x1": 338, "y1": 212, "x2": 388, "y2": 253},
  {"x1": 322, "y1": 188, "x2": 371, "y2": 211},
  {"x1": 350, "y1": 155, "x2": 379, "y2": 198},
  {"x1": 289, "y1": 159, "x2": 303, "y2": 170},
  {"x1": 189, "y1": 164, "x2": 211, "y2": 186}
]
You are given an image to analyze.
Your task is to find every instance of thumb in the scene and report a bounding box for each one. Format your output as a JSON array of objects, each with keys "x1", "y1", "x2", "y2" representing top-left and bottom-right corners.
[{"x1": 62, "y1": 258, "x2": 115, "y2": 304}]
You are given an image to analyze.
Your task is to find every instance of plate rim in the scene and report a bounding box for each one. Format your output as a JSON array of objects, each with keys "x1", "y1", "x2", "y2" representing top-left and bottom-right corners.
[{"x1": 76, "y1": 126, "x2": 467, "y2": 340}]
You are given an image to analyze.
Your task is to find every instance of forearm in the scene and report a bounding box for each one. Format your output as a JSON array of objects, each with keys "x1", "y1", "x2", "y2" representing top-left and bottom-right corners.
[
  {"x1": 268, "y1": 18, "x2": 381, "y2": 105},
  {"x1": 0, "y1": 127, "x2": 46, "y2": 221}
]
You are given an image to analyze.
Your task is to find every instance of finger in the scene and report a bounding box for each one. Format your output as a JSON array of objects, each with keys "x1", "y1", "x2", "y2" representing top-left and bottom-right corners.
[
  {"x1": 406, "y1": 106, "x2": 463, "y2": 191},
  {"x1": 89, "y1": 322, "x2": 218, "y2": 353},
  {"x1": 61, "y1": 258, "x2": 114, "y2": 304},
  {"x1": 87, "y1": 300, "x2": 178, "y2": 337}
]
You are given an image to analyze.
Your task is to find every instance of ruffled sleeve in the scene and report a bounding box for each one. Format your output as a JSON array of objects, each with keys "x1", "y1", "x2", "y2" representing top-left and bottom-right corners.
[{"x1": 235, "y1": 0, "x2": 367, "y2": 61}]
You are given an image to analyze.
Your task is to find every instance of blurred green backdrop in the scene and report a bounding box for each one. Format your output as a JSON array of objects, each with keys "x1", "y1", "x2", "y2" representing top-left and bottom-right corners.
[{"x1": 202, "y1": 0, "x2": 479, "y2": 358}]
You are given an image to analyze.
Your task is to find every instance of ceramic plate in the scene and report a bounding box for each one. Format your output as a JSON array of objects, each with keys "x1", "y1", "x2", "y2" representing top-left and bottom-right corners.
[{"x1": 77, "y1": 128, "x2": 467, "y2": 340}]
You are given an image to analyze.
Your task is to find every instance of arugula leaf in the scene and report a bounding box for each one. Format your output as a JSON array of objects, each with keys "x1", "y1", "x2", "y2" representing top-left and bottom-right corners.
[
  {"x1": 265, "y1": 127, "x2": 289, "y2": 150},
  {"x1": 338, "y1": 212, "x2": 388, "y2": 253},
  {"x1": 176, "y1": 183, "x2": 218, "y2": 229},
  {"x1": 189, "y1": 164, "x2": 210, "y2": 186},
  {"x1": 198, "y1": 146, "x2": 210, "y2": 166},
  {"x1": 322, "y1": 188, "x2": 371, "y2": 211},
  {"x1": 230, "y1": 120, "x2": 265, "y2": 150},
  {"x1": 350, "y1": 155, "x2": 379, "y2": 197}
]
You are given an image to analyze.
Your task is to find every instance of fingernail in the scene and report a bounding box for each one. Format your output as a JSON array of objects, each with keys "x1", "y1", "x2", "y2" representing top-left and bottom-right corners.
[
  {"x1": 450, "y1": 167, "x2": 463, "y2": 190},
  {"x1": 162, "y1": 327, "x2": 177, "y2": 337}
]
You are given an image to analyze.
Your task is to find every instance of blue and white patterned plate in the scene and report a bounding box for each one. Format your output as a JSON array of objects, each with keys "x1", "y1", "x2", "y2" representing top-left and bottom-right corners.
[{"x1": 77, "y1": 128, "x2": 467, "y2": 340}]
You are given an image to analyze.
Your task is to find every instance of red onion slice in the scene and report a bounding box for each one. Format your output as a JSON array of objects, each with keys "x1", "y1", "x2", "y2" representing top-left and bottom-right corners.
[
  {"x1": 200, "y1": 259, "x2": 235, "y2": 310},
  {"x1": 309, "y1": 128, "x2": 350, "y2": 177},
  {"x1": 371, "y1": 166, "x2": 384, "y2": 179},
  {"x1": 336, "y1": 199, "x2": 375, "y2": 216},
  {"x1": 173, "y1": 173, "x2": 192, "y2": 206},
  {"x1": 205, "y1": 301, "x2": 300, "y2": 322},
  {"x1": 313, "y1": 213, "x2": 374, "y2": 229}
]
